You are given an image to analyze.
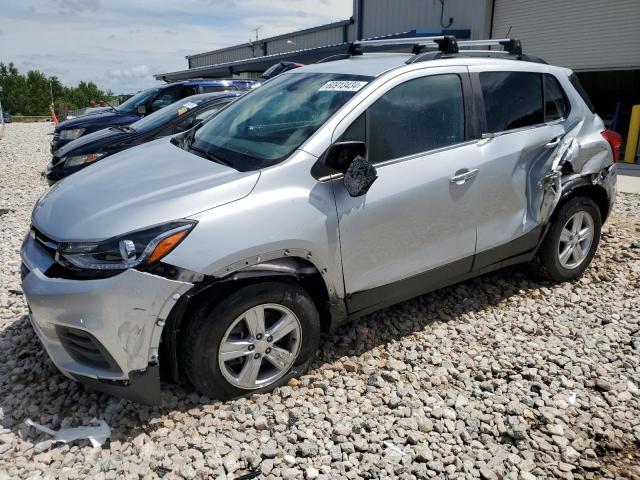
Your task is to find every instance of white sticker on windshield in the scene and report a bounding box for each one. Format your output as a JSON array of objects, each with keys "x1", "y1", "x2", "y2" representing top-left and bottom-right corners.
[
  {"x1": 182, "y1": 102, "x2": 198, "y2": 109},
  {"x1": 319, "y1": 81, "x2": 368, "y2": 92}
]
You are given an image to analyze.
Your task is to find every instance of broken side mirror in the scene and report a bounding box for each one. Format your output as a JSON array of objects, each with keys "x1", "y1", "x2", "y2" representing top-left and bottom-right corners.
[
  {"x1": 343, "y1": 154, "x2": 378, "y2": 197},
  {"x1": 324, "y1": 141, "x2": 377, "y2": 197},
  {"x1": 137, "y1": 105, "x2": 147, "y2": 116}
]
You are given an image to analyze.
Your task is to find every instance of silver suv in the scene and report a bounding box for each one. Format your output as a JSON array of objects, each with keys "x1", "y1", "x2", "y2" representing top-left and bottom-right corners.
[{"x1": 21, "y1": 37, "x2": 618, "y2": 404}]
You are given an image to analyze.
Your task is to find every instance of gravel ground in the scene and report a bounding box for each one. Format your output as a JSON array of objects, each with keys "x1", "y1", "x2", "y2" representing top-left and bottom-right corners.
[{"x1": 0, "y1": 122, "x2": 639, "y2": 480}]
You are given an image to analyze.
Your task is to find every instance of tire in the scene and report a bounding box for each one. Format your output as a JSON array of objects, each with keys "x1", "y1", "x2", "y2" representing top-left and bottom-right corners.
[
  {"x1": 183, "y1": 281, "x2": 320, "y2": 399},
  {"x1": 533, "y1": 196, "x2": 602, "y2": 282}
]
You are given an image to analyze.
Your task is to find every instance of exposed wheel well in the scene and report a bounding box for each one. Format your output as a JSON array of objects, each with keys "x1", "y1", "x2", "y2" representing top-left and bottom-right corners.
[
  {"x1": 557, "y1": 183, "x2": 611, "y2": 223},
  {"x1": 159, "y1": 257, "x2": 333, "y2": 385}
]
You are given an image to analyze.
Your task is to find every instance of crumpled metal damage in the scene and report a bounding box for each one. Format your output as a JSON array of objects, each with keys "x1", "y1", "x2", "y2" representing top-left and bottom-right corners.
[{"x1": 531, "y1": 117, "x2": 615, "y2": 225}]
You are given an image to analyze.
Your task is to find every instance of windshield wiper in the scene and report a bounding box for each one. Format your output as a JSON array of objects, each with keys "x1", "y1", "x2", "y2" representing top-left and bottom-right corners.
[{"x1": 189, "y1": 144, "x2": 234, "y2": 168}]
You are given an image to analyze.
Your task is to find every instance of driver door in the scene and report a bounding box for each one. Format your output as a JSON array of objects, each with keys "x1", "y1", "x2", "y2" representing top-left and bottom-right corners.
[{"x1": 332, "y1": 67, "x2": 483, "y2": 314}]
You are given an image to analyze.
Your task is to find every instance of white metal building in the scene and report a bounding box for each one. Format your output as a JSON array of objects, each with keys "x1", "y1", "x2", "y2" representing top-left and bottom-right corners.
[{"x1": 154, "y1": 0, "x2": 640, "y2": 135}]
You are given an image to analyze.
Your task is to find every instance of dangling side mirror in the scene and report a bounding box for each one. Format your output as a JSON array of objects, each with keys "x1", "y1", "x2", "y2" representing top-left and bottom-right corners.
[
  {"x1": 324, "y1": 141, "x2": 377, "y2": 197},
  {"x1": 343, "y1": 155, "x2": 377, "y2": 197}
]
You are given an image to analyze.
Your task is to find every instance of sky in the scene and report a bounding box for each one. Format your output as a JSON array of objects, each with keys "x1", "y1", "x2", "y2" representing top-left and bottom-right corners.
[{"x1": 0, "y1": 0, "x2": 353, "y2": 94}]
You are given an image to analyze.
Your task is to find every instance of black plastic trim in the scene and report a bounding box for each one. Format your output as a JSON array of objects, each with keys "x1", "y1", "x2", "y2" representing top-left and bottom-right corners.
[
  {"x1": 56, "y1": 325, "x2": 122, "y2": 373},
  {"x1": 346, "y1": 255, "x2": 473, "y2": 317},
  {"x1": 346, "y1": 225, "x2": 547, "y2": 319},
  {"x1": 472, "y1": 225, "x2": 543, "y2": 272},
  {"x1": 71, "y1": 365, "x2": 161, "y2": 405}
]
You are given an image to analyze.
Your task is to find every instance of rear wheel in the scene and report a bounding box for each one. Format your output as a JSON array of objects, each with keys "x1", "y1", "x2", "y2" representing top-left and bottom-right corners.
[
  {"x1": 183, "y1": 281, "x2": 320, "y2": 399},
  {"x1": 533, "y1": 196, "x2": 601, "y2": 282}
]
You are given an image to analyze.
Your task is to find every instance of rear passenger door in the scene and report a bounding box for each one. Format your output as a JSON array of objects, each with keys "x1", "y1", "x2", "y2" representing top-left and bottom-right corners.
[
  {"x1": 468, "y1": 67, "x2": 569, "y2": 269},
  {"x1": 333, "y1": 67, "x2": 484, "y2": 313}
]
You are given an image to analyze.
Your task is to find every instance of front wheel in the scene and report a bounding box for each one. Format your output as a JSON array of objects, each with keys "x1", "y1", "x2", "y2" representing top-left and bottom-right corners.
[
  {"x1": 183, "y1": 281, "x2": 320, "y2": 399},
  {"x1": 533, "y1": 196, "x2": 602, "y2": 282}
]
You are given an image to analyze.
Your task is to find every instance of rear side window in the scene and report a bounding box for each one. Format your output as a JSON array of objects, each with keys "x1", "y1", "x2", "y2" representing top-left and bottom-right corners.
[
  {"x1": 480, "y1": 71, "x2": 543, "y2": 133},
  {"x1": 568, "y1": 73, "x2": 595, "y2": 113},
  {"x1": 363, "y1": 74, "x2": 465, "y2": 164},
  {"x1": 544, "y1": 74, "x2": 569, "y2": 121}
]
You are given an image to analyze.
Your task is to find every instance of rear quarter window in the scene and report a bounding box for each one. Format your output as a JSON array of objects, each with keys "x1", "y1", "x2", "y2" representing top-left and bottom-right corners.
[
  {"x1": 543, "y1": 74, "x2": 570, "y2": 121},
  {"x1": 568, "y1": 73, "x2": 596, "y2": 113}
]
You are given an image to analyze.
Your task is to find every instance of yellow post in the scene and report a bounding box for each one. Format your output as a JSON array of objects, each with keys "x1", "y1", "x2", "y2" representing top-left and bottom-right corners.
[{"x1": 624, "y1": 104, "x2": 640, "y2": 163}]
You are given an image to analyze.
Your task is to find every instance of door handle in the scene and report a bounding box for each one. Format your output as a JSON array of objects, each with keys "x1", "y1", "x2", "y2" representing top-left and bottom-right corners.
[
  {"x1": 544, "y1": 136, "x2": 562, "y2": 149},
  {"x1": 450, "y1": 169, "x2": 479, "y2": 185}
]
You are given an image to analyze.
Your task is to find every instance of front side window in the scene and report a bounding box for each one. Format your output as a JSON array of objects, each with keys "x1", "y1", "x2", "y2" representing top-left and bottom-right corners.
[
  {"x1": 191, "y1": 73, "x2": 372, "y2": 171},
  {"x1": 116, "y1": 88, "x2": 160, "y2": 113},
  {"x1": 480, "y1": 71, "x2": 543, "y2": 133},
  {"x1": 150, "y1": 86, "x2": 183, "y2": 112},
  {"x1": 131, "y1": 96, "x2": 216, "y2": 133},
  {"x1": 341, "y1": 74, "x2": 465, "y2": 165},
  {"x1": 544, "y1": 74, "x2": 569, "y2": 121},
  {"x1": 174, "y1": 103, "x2": 227, "y2": 133}
]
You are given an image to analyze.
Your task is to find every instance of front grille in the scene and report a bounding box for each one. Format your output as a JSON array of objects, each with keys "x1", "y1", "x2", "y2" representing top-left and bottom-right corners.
[{"x1": 56, "y1": 326, "x2": 121, "y2": 372}]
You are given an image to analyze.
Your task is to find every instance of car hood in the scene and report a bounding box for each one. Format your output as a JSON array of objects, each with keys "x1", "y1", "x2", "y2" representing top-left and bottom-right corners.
[
  {"x1": 33, "y1": 137, "x2": 260, "y2": 241},
  {"x1": 56, "y1": 110, "x2": 139, "y2": 131},
  {"x1": 54, "y1": 127, "x2": 135, "y2": 157}
]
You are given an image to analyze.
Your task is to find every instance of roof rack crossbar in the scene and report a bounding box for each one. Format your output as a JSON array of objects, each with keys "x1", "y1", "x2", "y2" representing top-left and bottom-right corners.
[
  {"x1": 347, "y1": 34, "x2": 460, "y2": 56},
  {"x1": 457, "y1": 38, "x2": 522, "y2": 55},
  {"x1": 317, "y1": 36, "x2": 526, "y2": 65}
]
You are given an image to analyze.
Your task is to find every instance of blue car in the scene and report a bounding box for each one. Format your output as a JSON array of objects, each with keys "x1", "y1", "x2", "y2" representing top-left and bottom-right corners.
[{"x1": 51, "y1": 79, "x2": 259, "y2": 153}]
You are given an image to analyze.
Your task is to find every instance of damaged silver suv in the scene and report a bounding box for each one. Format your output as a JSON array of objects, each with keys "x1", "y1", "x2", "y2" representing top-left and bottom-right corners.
[{"x1": 21, "y1": 37, "x2": 619, "y2": 404}]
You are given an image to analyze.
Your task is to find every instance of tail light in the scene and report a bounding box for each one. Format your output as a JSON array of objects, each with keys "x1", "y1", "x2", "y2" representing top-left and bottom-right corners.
[{"x1": 602, "y1": 129, "x2": 622, "y2": 162}]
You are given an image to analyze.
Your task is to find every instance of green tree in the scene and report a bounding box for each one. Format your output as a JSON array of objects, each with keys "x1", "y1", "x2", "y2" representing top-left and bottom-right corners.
[{"x1": 0, "y1": 62, "x2": 111, "y2": 116}]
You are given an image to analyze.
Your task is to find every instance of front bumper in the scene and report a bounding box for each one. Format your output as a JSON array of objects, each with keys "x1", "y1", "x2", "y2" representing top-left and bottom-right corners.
[{"x1": 20, "y1": 233, "x2": 193, "y2": 403}]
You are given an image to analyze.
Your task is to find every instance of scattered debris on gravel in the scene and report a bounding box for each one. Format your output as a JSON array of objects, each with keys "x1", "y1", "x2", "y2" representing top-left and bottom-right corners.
[{"x1": 1, "y1": 123, "x2": 639, "y2": 479}]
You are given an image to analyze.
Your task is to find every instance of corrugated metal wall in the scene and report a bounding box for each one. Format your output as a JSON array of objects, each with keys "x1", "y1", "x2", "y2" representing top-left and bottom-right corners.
[
  {"x1": 188, "y1": 22, "x2": 355, "y2": 69},
  {"x1": 189, "y1": 45, "x2": 256, "y2": 68},
  {"x1": 268, "y1": 24, "x2": 351, "y2": 55},
  {"x1": 357, "y1": 0, "x2": 491, "y2": 40},
  {"x1": 492, "y1": 0, "x2": 640, "y2": 71}
]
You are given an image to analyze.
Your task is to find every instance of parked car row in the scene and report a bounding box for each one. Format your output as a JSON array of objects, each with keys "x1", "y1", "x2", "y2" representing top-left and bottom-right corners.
[
  {"x1": 24, "y1": 40, "x2": 618, "y2": 404},
  {"x1": 50, "y1": 78, "x2": 259, "y2": 153},
  {"x1": 47, "y1": 92, "x2": 240, "y2": 183}
]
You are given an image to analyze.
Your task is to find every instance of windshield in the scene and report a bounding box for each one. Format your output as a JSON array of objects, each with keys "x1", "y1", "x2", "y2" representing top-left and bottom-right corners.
[
  {"x1": 116, "y1": 88, "x2": 160, "y2": 113},
  {"x1": 130, "y1": 96, "x2": 223, "y2": 133},
  {"x1": 191, "y1": 73, "x2": 373, "y2": 171}
]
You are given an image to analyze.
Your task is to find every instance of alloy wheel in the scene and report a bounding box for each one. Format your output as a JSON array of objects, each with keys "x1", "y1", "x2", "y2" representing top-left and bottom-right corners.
[
  {"x1": 218, "y1": 303, "x2": 302, "y2": 390},
  {"x1": 557, "y1": 210, "x2": 594, "y2": 269}
]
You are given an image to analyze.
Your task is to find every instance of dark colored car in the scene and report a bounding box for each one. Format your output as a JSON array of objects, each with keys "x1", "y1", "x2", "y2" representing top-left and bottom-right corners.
[
  {"x1": 261, "y1": 62, "x2": 304, "y2": 80},
  {"x1": 50, "y1": 79, "x2": 258, "y2": 153},
  {"x1": 47, "y1": 92, "x2": 239, "y2": 184},
  {"x1": 2, "y1": 112, "x2": 11, "y2": 123}
]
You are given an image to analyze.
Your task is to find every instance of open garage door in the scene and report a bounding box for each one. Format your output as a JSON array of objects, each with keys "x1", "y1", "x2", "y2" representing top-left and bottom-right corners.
[{"x1": 491, "y1": 0, "x2": 640, "y2": 71}]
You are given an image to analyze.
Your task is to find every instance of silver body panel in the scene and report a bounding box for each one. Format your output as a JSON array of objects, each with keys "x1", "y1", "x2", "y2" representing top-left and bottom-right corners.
[
  {"x1": 21, "y1": 233, "x2": 192, "y2": 379},
  {"x1": 21, "y1": 55, "x2": 616, "y2": 393}
]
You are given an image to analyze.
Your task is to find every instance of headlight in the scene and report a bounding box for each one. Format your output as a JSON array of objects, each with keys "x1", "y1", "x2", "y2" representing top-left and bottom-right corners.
[
  {"x1": 59, "y1": 128, "x2": 86, "y2": 140},
  {"x1": 64, "y1": 152, "x2": 106, "y2": 167},
  {"x1": 56, "y1": 221, "x2": 196, "y2": 271}
]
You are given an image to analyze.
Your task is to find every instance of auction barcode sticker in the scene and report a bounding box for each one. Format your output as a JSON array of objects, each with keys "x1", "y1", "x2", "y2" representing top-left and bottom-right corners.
[{"x1": 319, "y1": 81, "x2": 368, "y2": 92}]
